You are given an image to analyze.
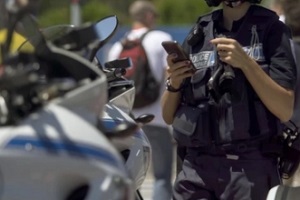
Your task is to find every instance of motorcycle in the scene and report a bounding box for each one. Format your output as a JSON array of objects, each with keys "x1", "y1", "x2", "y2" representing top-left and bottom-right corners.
[
  {"x1": 100, "y1": 58, "x2": 153, "y2": 200},
  {"x1": 18, "y1": 10, "x2": 153, "y2": 200},
  {"x1": 0, "y1": 1, "x2": 136, "y2": 199}
]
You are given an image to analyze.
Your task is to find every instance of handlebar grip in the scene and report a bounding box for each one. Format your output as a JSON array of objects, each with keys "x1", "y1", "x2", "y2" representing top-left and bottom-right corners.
[{"x1": 106, "y1": 68, "x2": 126, "y2": 82}]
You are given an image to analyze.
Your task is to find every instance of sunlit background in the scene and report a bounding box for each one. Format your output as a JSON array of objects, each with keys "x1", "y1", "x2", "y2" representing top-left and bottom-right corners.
[{"x1": 0, "y1": 0, "x2": 274, "y2": 61}]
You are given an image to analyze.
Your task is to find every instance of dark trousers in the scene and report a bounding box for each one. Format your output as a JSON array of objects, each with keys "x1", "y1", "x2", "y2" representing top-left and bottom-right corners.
[{"x1": 173, "y1": 148, "x2": 281, "y2": 200}]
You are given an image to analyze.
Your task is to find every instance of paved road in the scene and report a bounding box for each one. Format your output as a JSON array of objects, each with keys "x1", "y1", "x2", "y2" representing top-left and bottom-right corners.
[
  {"x1": 140, "y1": 172, "x2": 154, "y2": 200},
  {"x1": 139, "y1": 144, "x2": 177, "y2": 200}
]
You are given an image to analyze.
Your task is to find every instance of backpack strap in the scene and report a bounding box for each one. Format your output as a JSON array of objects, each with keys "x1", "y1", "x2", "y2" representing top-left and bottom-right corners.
[
  {"x1": 140, "y1": 29, "x2": 152, "y2": 41},
  {"x1": 139, "y1": 29, "x2": 166, "y2": 84},
  {"x1": 120, "y1": 29, "x2": 152, "y2": 47}
]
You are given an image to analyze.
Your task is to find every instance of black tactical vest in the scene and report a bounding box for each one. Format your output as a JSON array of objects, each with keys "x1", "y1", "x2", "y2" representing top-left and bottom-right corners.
[{"x1": 172, "y1": 5, "x2": 281, "y2": 147}]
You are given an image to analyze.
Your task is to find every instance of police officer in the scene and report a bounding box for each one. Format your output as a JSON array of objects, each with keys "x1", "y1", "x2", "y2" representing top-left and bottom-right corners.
[{"x1": 161, "y1": 0, "x2": 297, "y2": 200}]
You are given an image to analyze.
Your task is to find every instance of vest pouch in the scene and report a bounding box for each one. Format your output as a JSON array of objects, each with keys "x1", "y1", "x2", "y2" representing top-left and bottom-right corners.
[
  {"x1": 172, "y1": 104, "x2": 212, "y2": 147},
  {"x1": 191, "y1": 68, "x2": 211, "y2": 101}
]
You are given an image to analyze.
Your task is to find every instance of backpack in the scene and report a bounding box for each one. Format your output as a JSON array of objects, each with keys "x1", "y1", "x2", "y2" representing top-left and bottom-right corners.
[{"x1": 119, "y1": 30, "x2": 161, "y2": 109}]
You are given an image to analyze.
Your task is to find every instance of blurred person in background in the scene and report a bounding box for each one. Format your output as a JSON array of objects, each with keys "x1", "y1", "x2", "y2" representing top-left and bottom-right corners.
[
  {"x1": 283, "y1": 0, "x2": 300, "y2": 45},
  {"x1": 266, "y1": 0, "x2": 300, "y2": 191},
  {"x1": 107, "y1": 1, "x2": 174, "y2": 200},
  {"x1": 280, "y1": 0, "x2": 300, "y2": 187},
  {"x1": 266, "y1": 0, "x2": 300, "y2": 194},
  {"x1": 269, "y1": 0, "x2": 285, "y2": 22}
]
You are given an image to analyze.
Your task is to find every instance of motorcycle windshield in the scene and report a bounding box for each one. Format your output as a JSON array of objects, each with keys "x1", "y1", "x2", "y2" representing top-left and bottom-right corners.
[
  {"x1": 0, "y1": 9, "x2": 36, "y2": 60},
  {"x1": 14, "y1": 15, "x2": 44, "y2": 52},
  {"x1": 18, "y1": 16, "x2": 74, "y2": 52},
  {"x1": 19, "y1": 15, "x2": 118, "y2": 59}
]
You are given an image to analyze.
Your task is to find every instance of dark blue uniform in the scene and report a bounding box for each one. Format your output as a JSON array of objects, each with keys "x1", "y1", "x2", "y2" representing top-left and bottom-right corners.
[{"x1": 172, "y1": 5, "x2": 296, "y2": 200}]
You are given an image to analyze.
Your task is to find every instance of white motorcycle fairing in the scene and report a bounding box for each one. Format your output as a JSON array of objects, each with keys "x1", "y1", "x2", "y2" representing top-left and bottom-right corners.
[
  {"x1": 103, "y1": 83, "x2": 152, "y2": 190},
  {"x1": 102, "y1": 103, "x2": 151, "y2": 189},
  {"x1": 0, "y1": 45, "x2": 134, "y2": 200},
  {"x1": 0, "y1": 103, "x2": 133, "y2": 200}
]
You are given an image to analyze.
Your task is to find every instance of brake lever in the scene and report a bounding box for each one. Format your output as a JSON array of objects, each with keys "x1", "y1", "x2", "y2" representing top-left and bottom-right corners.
[{"x1": 134, "y1": 114, "x2": 154, "y2": 125}]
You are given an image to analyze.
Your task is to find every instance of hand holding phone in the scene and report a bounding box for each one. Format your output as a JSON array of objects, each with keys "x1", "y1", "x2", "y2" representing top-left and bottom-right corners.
[{"x1": 161, "y1": 41, "x2": 196, "y2": 71}]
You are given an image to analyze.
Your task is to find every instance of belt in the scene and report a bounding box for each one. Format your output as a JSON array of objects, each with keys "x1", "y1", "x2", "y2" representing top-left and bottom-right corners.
[
  {"x1": 221, "y1": 141, "x2": 262, "y2": 153},
  {"x1": 190, "y1": 140, "x2": 263, "y2": 156}
]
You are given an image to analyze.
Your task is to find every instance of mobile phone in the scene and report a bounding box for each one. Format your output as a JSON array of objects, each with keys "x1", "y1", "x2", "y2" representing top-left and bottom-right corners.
[{"x1": 161, "y1": 41, "x2": 196, "y2": 70}]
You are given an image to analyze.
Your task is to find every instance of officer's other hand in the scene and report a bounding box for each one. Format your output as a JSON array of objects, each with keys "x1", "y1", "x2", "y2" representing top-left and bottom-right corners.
[
  {"x1": 166, "y1": 53, "x2": 194, "y2": 89},
  {"x1": 210, "y1": 38, "x2": 252, "y2": 70}
]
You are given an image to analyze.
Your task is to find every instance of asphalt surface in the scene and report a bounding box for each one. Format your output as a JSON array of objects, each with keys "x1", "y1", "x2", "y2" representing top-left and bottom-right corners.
[
  {"x1": 140, "y1": 172, "x2": 154, "y2": 200},
  {"x1": 140, "y1": 143, "x2": 177, "y2": 200}
]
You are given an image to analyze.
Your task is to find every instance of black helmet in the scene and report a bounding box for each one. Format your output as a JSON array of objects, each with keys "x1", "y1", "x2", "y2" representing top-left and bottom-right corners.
[
  {"x1": 204, "y1": 0, "x2": 222, "y2": 7},
  {"x1": 204, "y1": 0, "x2": 262, "y2": 7}
]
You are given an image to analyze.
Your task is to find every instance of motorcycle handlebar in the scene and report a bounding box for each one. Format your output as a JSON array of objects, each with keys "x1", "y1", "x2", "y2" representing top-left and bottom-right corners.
[
  {"x1": 104, "y1": 58, "x2": 131, "y2": 69},
  {"x1": 105, "y1": 68, "x2": 126, "y2": 82}
]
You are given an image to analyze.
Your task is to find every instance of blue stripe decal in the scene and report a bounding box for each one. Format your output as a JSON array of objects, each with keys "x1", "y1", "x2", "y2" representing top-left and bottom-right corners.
[
  {"x1": 102, "y1": 118, "x2": 122, "y2": 130},
  {"x1": 5, "y1": 136, "x2": 124, "y2": 169}
]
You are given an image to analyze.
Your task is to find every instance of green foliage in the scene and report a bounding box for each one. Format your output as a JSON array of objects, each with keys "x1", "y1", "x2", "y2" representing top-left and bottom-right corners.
[
  {"x1": 81, "y1": 0, "x2": 117, "y2": 23},
  {"x1": 154, "y1": 0, "x2": 212, "y2": 25},
  {"x1": 38, "y1": 4, "x2": 69, "y2": 28},
  {"x1": 37, "y1": 0, "x2": 213, "y2": 27}
]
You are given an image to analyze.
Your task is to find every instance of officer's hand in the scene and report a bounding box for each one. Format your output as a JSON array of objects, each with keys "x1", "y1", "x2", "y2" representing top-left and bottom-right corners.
[
  {"x1": 210, "y1": 38, "x2": 252, "y2": 70},
  {"x1": 166, "y1": 53, "x2": 194, "y2": 89}
]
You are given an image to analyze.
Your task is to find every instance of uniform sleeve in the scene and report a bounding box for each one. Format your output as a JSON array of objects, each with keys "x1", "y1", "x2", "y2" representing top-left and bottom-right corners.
[{"x1": 265, "y1": 20, "x2": 296, "y2": 90}]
